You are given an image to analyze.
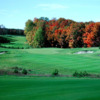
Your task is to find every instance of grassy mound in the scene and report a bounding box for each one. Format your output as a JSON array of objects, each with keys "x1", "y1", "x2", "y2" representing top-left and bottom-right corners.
[{"x1": 0, "y1": 35, "x2": 29, "y2": 48}]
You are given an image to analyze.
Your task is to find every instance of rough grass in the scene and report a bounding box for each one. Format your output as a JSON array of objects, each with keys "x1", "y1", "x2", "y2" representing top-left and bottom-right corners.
[
  {"x1": 0, "y1": 76, "x2": 100, "y2": 100},
  {"x1": 0, "y1": 35, "x2": 29, "y2": 48}
]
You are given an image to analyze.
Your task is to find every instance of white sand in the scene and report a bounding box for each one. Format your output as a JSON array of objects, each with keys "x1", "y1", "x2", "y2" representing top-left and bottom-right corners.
[
  {"x1": 74, "y1": 51, "x2": 94, "y2": 54},
  {"x1": 0, "y1": 52, "x2": 6, "y2": 55}
]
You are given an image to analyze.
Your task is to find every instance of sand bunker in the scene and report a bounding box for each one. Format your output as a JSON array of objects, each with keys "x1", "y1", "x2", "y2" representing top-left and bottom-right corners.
[
  {"x1": 0, "y1": 51, "x2": 7, "y2": 55},
  {"x1": 74, "y1": 50, "x2": 94, "y2": 54}
]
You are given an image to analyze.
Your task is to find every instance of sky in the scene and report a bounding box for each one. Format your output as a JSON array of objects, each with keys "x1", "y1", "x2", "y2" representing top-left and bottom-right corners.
[{"x1": 0, "y1": 0, "x2": 100, "y2": 29}]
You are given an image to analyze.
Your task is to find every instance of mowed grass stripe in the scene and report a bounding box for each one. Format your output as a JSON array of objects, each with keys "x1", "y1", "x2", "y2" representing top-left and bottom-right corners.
[{"x1": 0, "y1": 77, "x2": 100, "y2": 100}]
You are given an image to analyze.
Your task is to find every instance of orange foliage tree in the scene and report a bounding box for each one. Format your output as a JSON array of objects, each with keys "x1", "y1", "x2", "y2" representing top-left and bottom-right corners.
[{"x1": 83, "y1": 22, "x2": 100, "y2": 47}]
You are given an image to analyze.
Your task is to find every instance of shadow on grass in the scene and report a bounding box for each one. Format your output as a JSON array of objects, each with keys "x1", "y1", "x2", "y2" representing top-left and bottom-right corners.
[{"x1": 0, "y1": 35, "x2": 16, "y2": 44}]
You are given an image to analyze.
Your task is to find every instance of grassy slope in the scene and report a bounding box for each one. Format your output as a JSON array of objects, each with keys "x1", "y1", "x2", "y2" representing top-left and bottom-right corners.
[
  {"x1": 0, "y1": 35, "x2": 100, "y2": 75},
  {"x1": 0, "y1": 35, "x2": 29, "y2": 48},
  {"x1": 0, "y1": 76, "x2": 100, "y2": 100}
]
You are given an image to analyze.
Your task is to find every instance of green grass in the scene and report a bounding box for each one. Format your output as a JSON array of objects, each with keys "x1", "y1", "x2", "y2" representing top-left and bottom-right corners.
[
  {"x1": 0, "y1": 35, "x2": 29, "y2": 48},
  {"x1": 0, "y1": 47, "x2": 100, "y2": 75},
  {"x1": 0, "y1": 35, "x2": 100, "y2": 75},
  {"x1": 1, "y1": 35, "x2": 100, "y2": 100},
  {"x1": 0, "y1": 76, "x2": 100, "y2": 100}
]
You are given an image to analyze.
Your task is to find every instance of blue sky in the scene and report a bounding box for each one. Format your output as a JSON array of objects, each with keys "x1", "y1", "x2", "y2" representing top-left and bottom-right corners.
[{"x1": 0, "y1": 0, "x2": 100, "y2": 29}]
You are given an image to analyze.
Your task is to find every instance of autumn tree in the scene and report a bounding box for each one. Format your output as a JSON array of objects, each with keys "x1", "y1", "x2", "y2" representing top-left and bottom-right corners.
[
  {"x1": 83, "y1": 23, "x2": 95, "y2": 47},
  {"x1": 83, "y1": 22, "x2": 100, "y2": 47},
  {"x1": 93, "y1": 22, "x2": 100, "y2": 46},
  {"x1": 24, "y1": 20, "x2": 35, "y2": 34},
  {"x1": 66, "y1": 22, "x2": 85, "y2": 48}
]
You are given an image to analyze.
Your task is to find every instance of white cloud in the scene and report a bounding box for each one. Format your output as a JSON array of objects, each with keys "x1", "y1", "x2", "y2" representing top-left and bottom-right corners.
[{"x1": 36, "y1": 4, "x2": 68, "y2": 10}]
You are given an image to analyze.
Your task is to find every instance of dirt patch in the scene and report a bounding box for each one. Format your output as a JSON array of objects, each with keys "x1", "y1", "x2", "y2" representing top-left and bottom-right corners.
[
  {"x1": 74, "y1": 50, "x2": 94, "y2": 54},
  {"x1": 0, "y1": 69, "x2": 25, "y2": 76},
  {"x1": 0, "y1": 69, "x2": 100, "y2": 78}
]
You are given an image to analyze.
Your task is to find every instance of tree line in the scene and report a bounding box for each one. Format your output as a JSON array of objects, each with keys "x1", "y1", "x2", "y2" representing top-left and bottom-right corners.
[
  {"x1": 24, "y1": 17, "x2": 100, "y2": 48},
  {"x1": 0, "y1": 25, "x2": 24, "y2": 35}
]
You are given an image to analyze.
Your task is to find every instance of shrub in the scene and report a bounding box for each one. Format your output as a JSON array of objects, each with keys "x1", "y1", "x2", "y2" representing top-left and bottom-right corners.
[
  {"x1": 73, "y1": 71, "x2": 89, "y2": 77},
  {"x1": 79, "y1": 72, "x2": 84, "y2": 77},
  {"x1": 52, "y1": 69, "x2": 59, "y2": 76},
  {"x1": 16, "y1": 47, "x2": 19, "y2": 49},
  {"x1": 22, "y1": 69, "x2": 27, "y2": 75},
  {"x1": 28, "y1": 69, "x2": 32, "y2": 72},
  {"x1": 73, "y1": 71, "x2": 79, "y2": 77},
  {"x1": 14, "y1": 69, "x2": 19, "y2": 74},
  {"x1": 82, "y1": 71, "x2": 89, "y2": 76}
]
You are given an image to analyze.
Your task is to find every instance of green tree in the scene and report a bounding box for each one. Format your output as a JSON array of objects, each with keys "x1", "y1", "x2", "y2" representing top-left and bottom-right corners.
[
  {"x1": 24, "y1": 20, "x2": 36, "y2": 46},
  {"x1": 33, "y1": 27, "x2": 45, "y2": 48},
  {"x1": 22, "y1": 69, "x2": 27, "y2": 75},
  {"x1": 24, "y1": 20, "x2": 35, "y2": 35}
]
